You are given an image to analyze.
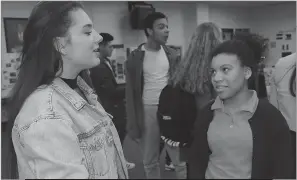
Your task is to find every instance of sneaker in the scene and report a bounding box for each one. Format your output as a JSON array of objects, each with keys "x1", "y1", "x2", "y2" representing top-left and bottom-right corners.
[
  {"x1": 165, "y1": 163, "x2": 175, "y2": 171},
  {"x1": 126, "y1": 161, "x2": 135, "y2": 169}
]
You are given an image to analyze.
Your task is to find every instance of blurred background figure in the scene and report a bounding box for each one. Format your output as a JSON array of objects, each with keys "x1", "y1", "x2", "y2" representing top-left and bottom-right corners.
[
  {"x1": 90, "y1": 32, "x2": 135, "y2": 170},
  {"x1": 269, "y1": 52, "x2": 296, "y2": 178}
]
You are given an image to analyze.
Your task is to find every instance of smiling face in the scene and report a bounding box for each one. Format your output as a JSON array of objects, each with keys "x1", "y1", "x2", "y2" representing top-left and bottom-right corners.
[
  {"x1": 148, "y1": 18, "x2": 169, "y2": 45},
  {"x1": 210, "y1": 53, "x2": 252, "y2": 101},
  {"x1": 61, "y1": 8, "x2": 103, "y2": 70}
]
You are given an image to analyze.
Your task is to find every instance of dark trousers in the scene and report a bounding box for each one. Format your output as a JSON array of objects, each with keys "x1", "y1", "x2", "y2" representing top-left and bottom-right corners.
[
  {"x1": 108, "y1": 102, "x2": 127, "y2": 144},
  {"x1": 291, "y1": 130, "x2": 296, "y2": 178}
]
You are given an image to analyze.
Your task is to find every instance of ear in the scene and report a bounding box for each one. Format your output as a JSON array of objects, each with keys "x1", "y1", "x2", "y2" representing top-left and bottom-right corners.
[
  {"x1": 53, "y1": 37, "x2": 67, "y2": 55},
  {"x1": 146, "y1": 28, "x2": 153, "y2": 36},
  {"x1": 244, "y1": 66, "x2": 252, "y2": 80}
]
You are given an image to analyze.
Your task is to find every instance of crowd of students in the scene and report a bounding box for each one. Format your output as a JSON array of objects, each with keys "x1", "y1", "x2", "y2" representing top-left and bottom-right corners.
[{"x1": 2, "y1": 1, "x2": 296, "y2": 179}]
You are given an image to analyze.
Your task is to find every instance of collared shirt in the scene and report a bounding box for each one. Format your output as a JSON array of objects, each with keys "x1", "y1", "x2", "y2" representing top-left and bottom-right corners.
[
  {"x1": 205, "y1": 90, "x2": 259, "y2": 179},
  {"x1": 102, "y1": 57, "x2": 116, "y2": 77}
]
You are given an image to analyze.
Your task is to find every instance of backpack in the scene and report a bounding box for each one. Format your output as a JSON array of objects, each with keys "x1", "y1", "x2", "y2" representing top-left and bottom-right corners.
[{"x1": 157, "y1": 84, "x2": 196, "y2": 147}]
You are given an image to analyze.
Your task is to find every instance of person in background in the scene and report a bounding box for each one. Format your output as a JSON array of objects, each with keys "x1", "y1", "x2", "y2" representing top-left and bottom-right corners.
[
  {"x1": 157, "y1": 22, "x2": 221, "y2": 179},
  {"x1": 5, "y1": 1, "x2": 128, "y2": 179},
  {"x1": 90, "y1": 32, "x2": 135, "y2": 170},
  {"x1": 188, "y1": 39, "x2": 294, "y2": 179},
  {"x1": 233, "y1": 32, "x2": 268, "y2": 99},
  {"x1": 269, "y1": 52, "x2": 296, "y2": 178},
  {"x1": 125, "y1": 12, "x2": 179, "y2": 179}
]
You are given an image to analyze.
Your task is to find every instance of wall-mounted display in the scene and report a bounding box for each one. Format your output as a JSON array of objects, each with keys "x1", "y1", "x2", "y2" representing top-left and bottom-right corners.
[{"x1": 3, "y1": 18, "x2": 28, "y2": 53}]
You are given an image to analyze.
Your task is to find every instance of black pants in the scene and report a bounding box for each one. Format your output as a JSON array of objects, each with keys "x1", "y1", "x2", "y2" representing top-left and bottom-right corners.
[
  {"x1": 110, "y1": 102, "x2": 127, "y2": 144},
  {"x1": 291, "y1": 130, "x2": 296, "y2": 178}
]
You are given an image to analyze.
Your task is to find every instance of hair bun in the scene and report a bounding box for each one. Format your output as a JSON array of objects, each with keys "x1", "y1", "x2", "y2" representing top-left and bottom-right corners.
[{"x1": 233, "y1": 32, "x2": 268, "y2": 65}]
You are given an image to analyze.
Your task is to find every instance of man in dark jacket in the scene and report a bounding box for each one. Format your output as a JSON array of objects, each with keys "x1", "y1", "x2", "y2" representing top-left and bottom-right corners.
[
  {"x1": 125, "y1": 12, "x2": 179, "y2": 178},
  {"x1": 90, "y1": 32, "x2": 135, "y2": 169}
]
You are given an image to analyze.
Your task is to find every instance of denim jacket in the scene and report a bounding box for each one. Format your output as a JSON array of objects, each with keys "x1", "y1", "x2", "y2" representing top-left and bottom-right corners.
[{"x1": 12, "y1": 76, "x2": 129, "y2": 179}]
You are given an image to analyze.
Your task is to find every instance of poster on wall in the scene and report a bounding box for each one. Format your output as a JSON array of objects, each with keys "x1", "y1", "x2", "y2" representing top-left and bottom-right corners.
[
  {"x1": 110, "y1": 44, "x2": 127, "y2": 84},
  {"x1": 222, "y1": 28, "x2": 234, "y2": 41},
  {"x1": 2, "y1": 53, "x2": 22, "y2": 98},
  {"x1": 3, "y1": 18, "x2": 28, "y2": 53}
]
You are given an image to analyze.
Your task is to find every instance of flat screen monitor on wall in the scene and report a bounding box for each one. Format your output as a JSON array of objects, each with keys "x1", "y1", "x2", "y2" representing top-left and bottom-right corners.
[{"x1": 129, "y1": 4, "x2": 155, "y2": 30}]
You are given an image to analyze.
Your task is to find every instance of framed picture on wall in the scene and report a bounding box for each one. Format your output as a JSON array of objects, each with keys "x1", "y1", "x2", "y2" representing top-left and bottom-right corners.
[
  {"x1": 3, "y1": 18, "x2": 28, "y2": 53},
  {"x1": 222, "y1": 28, "x2": 234, "y2": 41}
]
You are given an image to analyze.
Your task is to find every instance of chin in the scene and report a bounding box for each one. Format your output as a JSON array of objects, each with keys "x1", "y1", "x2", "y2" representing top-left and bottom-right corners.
[
  {"x1": 90, "y1": 58, "x2": 101, "y2": 68},
  {"x1": 217, "y1": 92, "x2": 231, "y2": 101}
]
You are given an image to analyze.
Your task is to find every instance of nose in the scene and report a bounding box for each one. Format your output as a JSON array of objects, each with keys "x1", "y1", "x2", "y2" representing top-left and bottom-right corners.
[
  {"x1": 164, "y1": 26, "x2": 169, "y2": 34},
  {"x1": 94, "y1": 30, "x2": 103, "y2": 44},
  {"x1": 212, "y1": 71, "x2": 223, "y2": 82}
]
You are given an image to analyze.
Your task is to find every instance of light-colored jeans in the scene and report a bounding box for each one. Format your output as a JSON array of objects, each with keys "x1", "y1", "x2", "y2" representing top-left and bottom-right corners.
[
  {"x1": 140, "y1": 104, "x2": 161, "y2": 179},
  {"x1": 164, "y1": 144, "x2": 187, "y2": 179},
  {"x1": 140, "y1": 104, "x2": 187, "y2": 179}
]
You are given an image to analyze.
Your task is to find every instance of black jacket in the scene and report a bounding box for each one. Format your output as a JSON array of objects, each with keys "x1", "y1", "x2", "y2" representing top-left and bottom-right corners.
[
  {"x1": 188, "y1": 99, "x2": 294, "y2": 179},
  {"x1": 157, "y1": 85, "x2": 196, "y2": 147},
  {"x1": 90, "y1": 59, "x2": 125, "y2": 116}
]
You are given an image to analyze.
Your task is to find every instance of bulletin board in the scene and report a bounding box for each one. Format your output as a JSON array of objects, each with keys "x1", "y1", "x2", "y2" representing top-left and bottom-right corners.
[
  {"x1": 2, "y1": 53, "x2": 21, "y2": 98},
  {"x1": 110, "y1": 44, "x2": 127, "y2": 84}
]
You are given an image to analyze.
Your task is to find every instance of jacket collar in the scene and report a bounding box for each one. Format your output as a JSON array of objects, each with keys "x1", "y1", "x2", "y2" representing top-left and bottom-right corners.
[
  {"x1": 51, "y1": 76, "x2": 96, "y2": 111},
  {"x1": 136, "y1": 43, "x2": 172, "y2": 56}
]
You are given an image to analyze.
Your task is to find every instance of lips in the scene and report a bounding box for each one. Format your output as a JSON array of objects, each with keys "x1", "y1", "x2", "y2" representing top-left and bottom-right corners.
[{"x1": 215, "y1": 85, "x2": 228, "y2": 92}]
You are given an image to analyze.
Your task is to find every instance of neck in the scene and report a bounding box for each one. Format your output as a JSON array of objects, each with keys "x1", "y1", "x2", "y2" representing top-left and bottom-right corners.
[
  {"x1": 59, "y1": 62, "x2": 81, "y2": 79},
  {"x1": 145, "y1": 38, "x2": 161, "y2": 51},
  {"x1": 223, "y1": 87, "x2": 252, "y2": 109},
  {"x1": 99, "y1": 54, "x2": 107, "y2": 61}
]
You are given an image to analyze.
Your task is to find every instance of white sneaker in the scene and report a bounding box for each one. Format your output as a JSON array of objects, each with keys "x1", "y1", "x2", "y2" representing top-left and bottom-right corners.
[
  {"x1": 126, "y1": 161, "x2": 135, "y2": 169},
  {"x1": 165, "y1": 163, "x2": 175, "y2": 171}
]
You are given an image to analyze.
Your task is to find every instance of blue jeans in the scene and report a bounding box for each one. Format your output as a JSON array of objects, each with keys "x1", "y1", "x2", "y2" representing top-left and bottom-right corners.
[{"x1": 140, "y1": 104, "x2": 161, "y2": 179}]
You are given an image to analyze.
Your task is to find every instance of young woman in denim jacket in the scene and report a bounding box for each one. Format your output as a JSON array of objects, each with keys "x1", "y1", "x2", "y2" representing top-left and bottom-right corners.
[{"x1": 5, "y1": 2, "x2": 128, "y2": 179}]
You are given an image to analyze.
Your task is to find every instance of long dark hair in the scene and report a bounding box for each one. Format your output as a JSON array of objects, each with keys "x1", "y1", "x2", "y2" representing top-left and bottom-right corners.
[
  {"x1": 4, "y1": 1, "x2": 93, "y2": 178},
  {"x1": 290, "y1": 67, "x2": 296, "y2": 97}
]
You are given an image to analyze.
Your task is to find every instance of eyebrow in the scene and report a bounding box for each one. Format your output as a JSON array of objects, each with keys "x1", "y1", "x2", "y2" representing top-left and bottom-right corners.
[{"x1": 83, "y1": 24, "x2": 93, "y2": 28}]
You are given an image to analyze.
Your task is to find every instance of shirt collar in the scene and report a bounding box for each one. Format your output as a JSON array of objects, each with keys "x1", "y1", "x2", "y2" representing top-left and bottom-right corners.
[{"x1": 211, "y1": 90, "x2": 259, "y2": 114}]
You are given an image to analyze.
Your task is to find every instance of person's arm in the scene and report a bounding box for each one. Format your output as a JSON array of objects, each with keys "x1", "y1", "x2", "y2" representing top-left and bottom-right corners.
[
  {"x1": 20, "y1": 118, "x2": 89, "y2": 179},
  {"x1": 272, "y1": 110, "x2": 294, "y2": 178}
]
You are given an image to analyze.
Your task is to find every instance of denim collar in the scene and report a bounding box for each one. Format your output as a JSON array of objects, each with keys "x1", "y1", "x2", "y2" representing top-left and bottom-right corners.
[{"x1": 51, "y1": 76, "x2": 96, "y2": 111}]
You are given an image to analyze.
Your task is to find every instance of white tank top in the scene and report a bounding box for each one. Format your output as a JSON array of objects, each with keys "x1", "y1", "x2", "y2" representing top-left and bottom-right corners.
[{"x1": 142, "y1": 46, "x2": 169, "y2": 105}]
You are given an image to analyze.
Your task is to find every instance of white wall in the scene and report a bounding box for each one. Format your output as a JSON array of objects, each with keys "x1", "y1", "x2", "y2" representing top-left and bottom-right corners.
[
  {"x1": 249, "y1": 2, "x2": 296, "y2": 66},
  {"x1": 1, "y1": 1, "x2": 295, "y2": 63},
  {"x1": 209, "y1": 5, "x2": 251, "y2": 29}
]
